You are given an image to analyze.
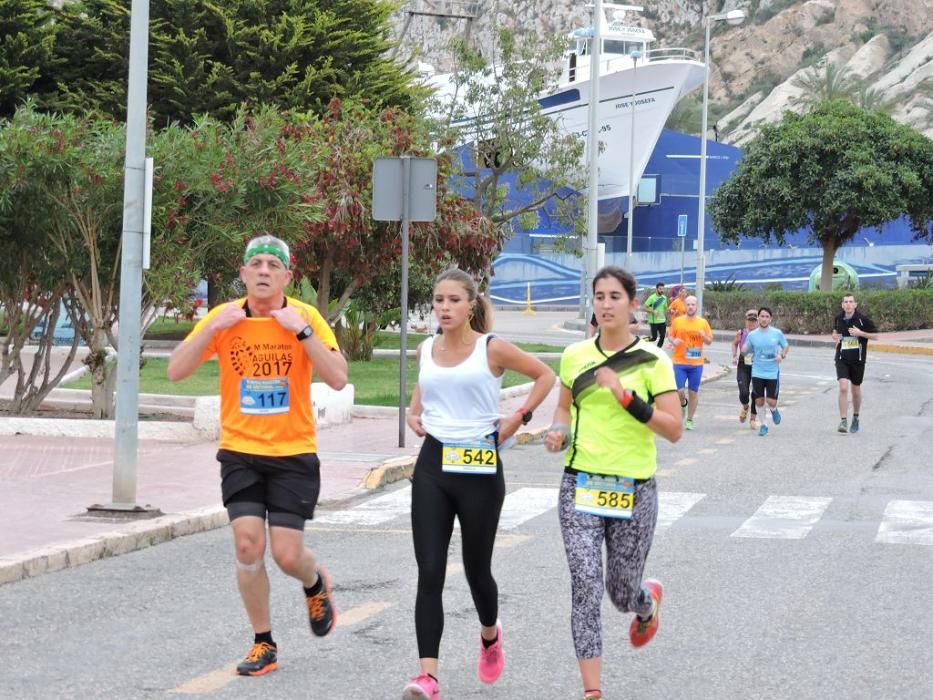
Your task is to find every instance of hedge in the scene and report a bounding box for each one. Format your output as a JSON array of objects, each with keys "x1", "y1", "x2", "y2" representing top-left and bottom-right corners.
[{"x1": 701, "y1": 289, "x2": 933, "y2": 334}]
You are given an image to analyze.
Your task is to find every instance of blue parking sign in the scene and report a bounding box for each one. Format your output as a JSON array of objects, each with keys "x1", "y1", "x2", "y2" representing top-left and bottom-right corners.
[{"x1": 677, "y1": 214, "x2": 688, "y2": 237}]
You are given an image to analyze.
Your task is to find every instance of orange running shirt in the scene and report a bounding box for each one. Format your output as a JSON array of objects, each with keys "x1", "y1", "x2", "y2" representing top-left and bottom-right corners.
[
  {"x1": 669, "y1": 297, "x2": 686, "y2": 320},
  {"x1": 186, "y1": 297, "x2": 339, "y2": 456},
  {"x1": 670, "y1": 315, "x2": 712, "y2": 366}
]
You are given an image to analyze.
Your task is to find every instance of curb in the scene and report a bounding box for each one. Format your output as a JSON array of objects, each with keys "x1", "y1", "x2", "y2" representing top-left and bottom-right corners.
[
  {"x1": 0, "y1": 505, "x2": 229, "y2": 586},
  {"x1": 870, "y1": 343, "x2": 933, "y2": 355}
]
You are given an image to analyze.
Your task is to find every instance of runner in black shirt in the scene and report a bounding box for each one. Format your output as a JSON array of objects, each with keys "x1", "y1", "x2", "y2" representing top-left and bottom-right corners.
[{"x1": 832, "y1": 294, "x2": 879, "y2": 434}]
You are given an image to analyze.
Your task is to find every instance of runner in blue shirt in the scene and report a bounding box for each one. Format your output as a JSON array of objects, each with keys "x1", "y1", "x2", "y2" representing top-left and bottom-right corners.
[{"x1": 741, "y1": 307, "x2": 789, "y2": 437}]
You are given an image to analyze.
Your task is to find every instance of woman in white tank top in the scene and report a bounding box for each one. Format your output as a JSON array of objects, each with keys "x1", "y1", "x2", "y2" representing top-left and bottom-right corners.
[{"x1": 400, "y1": 269, "x2": 555, "y2": 700}]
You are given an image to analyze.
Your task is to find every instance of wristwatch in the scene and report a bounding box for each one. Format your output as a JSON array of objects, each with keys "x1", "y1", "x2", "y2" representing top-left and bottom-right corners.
[
  {"x1": 296, "y1": 325, "x2": 313, "y2": 341},
  {"x1": 518, "y1": 408, "x2": 533, "y2": 425}
]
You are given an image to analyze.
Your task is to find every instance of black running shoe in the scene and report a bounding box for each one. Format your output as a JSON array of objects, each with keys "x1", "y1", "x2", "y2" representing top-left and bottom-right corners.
[
  {"x1": 236, "y1": 642, "x2": 278, "y2": 676},
  {"x1": 307, "y1": 567, "x2": 336, "y2": 637}
]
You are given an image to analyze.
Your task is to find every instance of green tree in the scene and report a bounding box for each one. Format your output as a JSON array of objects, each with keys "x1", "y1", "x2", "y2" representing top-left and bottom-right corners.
[
  {"x1": 43, "y1": 0, "x2": 422, "y2": 125},
  {"x1": 0, "y1": 105, "x2": 80, "y2": 414},
  {"x1": 158, "y1": 106, "x2": 325, "y2": 308},
  {"x1": 288, "y1": 99, "x2": 500, "y2": 324},
  {"x1": 0, "y1": 0, "x2": 57, "y2": 118},
  {"x1": 709, "y1": 100, "x2": 933, "y2": 292},
  {"x1": 436, "y1": 27, "x2": 586, "y2": 261},
  {"x1": 0, "y1": 106, "x2": 306, "y2": 417}
]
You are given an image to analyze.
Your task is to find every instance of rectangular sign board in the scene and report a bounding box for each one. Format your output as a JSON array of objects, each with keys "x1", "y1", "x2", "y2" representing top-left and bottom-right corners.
[
  {"x1": 677, "y1": 214, "x2": 688, "y2": 237},
  {"x1": 372, "y1": 157, "x2": 438, "y2": 222}
]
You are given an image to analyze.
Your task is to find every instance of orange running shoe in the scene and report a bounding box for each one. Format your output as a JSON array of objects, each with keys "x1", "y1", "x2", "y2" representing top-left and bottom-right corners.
[
  {"x1": 235, "y1": 641, "x2": 278, "y2": 676},
  {"x1": 307, "y1": 567, "x2": 336, "y2": 637},
  {"x1": 629, "y1": 579, "x2": 663, "y2": 648}
]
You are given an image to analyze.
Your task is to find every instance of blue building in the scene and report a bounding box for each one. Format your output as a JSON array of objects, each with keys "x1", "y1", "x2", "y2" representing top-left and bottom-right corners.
[{"x1": 488, "y1": 129, "x2": 931, "y2": 304}]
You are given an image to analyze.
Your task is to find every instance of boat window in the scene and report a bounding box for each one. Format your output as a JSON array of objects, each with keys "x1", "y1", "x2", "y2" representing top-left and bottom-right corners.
[
  {"x1": 603, "y1": 39, "x2": 643, "y2": 56},
  {"x1": 539, "y1": 89, "x2": 581, "y2": 109}
]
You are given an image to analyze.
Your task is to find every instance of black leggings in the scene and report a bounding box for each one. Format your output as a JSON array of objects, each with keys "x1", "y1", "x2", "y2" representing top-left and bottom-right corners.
[
  {"x1": 410, "y1": 433, "x2": 506, "y2": 658},
  {"x1": 736, "y1": 362, "x2": 757, "y2": 415}
]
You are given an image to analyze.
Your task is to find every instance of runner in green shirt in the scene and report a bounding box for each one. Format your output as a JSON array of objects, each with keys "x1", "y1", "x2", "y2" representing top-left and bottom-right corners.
[
  {"x1": 642, "y1": 282, "x2": 669, "y2": 348},
  {"x1": 546, "y1": 266, "x2": 683, "y2": 700}
]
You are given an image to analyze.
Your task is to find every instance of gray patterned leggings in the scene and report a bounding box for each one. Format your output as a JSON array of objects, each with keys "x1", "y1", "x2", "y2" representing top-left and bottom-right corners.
[{"x1": 558, "y1": 472, "x2": 658, "y2": 659}]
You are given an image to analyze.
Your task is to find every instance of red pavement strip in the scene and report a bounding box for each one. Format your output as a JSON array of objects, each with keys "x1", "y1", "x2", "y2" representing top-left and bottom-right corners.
[{"x1": 3, "y1": 332, "x2": 927, "y2": 588}]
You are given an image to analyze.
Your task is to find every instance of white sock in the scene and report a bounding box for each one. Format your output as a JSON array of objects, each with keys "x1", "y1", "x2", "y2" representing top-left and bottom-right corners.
[{"x1": 758, "y1": 407, "x2": 768, "y2": 426}]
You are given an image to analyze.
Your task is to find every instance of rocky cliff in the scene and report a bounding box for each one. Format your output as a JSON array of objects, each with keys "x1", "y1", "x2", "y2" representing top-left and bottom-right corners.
[{"x1": 393, "y1": 0, "x2": 933, "y2": 141}]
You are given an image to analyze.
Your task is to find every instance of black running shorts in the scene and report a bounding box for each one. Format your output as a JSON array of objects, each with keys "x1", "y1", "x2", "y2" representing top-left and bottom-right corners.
[
  {"x1": 751, "y1": 377, "x2": 779, "y2": 399},
  {"x1": 835, "y1": 360, "x2": 866, "y2": 386},
  {"x1": 218, "y1": 449, "x2": 321, "y2": 529}
]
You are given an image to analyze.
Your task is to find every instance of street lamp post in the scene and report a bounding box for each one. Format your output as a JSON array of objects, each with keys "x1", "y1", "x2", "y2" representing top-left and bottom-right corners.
[
  {"x1": 584, "y1": 3, "x2": 643, "y2": 313},
  {"x1": 583, "y1": 0, "x2": 603, "y2": 317},
  {"x1": 696, "y1": 9, "x2": 744, "y2": 316},
  {"x1": 626, "y1": 49, "x2": 640, "y2": 268}
]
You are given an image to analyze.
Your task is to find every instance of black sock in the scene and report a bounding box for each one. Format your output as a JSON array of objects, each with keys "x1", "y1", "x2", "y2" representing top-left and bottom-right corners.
[
  {"x1": 254, "y1": 631, "x2": 275, "y2": 646},
  {"x1": 853, "y1": 413, "x2": 859, "y2": 418},
  {"x1": 482, "y1": 632, "x2": 498, "y2": 648},
  {"x1": 304, "y1": 574, "x2": 323, "y2": 597}
]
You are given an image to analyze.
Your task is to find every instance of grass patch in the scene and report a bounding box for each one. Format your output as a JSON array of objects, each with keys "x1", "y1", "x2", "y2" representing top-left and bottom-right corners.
[
  {"x1": 144, "y1": 318, "x2": 197, "y2": 341},
  {"x1": 64, "y1": 357, "x2": 560, "y2": 406}
]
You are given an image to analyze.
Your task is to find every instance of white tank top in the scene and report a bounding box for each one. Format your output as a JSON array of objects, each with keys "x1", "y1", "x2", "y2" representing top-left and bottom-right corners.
[{"x1": 419, "y1": 334, "x2": 504, "y2": 442}]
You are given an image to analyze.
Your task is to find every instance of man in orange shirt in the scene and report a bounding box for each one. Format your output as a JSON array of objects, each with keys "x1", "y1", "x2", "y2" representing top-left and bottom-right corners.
[
  {"x1": 667, "y1": 295, "x2": 713, "y2": 431},
  {"x1": 167, "y1": 234, "x2": 348, "y2": 677}
]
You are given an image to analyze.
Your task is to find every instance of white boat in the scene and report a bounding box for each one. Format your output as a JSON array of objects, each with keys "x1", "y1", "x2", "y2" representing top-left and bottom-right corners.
[{"x1": 424, "y1": 7, "x2": 706, "y2": 200}]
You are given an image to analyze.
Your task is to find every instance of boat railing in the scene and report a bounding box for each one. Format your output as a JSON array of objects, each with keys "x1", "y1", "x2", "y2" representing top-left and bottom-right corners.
[{"x1": 645, "y1": 47, "x2": 700, "y2": 63}]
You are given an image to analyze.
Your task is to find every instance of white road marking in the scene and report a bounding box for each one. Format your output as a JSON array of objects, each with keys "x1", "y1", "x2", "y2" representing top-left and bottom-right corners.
[
  {"x1": 875, "y1": 501, "x2": 933, "y2": 546},
  {"x1": 657, "y1": 492, "x2": 706, "y2": 531},
  {"x1": 731, "y1": 496, "x2": 832, "y2": 540},
  {"x1": 314, "y1": 487, "x2": 411, "y2": 526},
  {"x1": 494, "y1": 487, "x2": 558, "y2": 530}
]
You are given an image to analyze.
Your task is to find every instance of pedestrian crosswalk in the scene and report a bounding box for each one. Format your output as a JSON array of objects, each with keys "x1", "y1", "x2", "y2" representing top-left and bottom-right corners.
[
  {"x1": 311, "y1": 485, "x2": 933, "y2": 546},
  {"x1": 731, "y1": 495, "x2": 832, "y2": 540}
]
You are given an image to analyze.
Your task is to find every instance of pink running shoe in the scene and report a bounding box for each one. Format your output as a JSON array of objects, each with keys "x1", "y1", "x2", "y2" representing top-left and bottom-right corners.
[
  {"x1": 402, "y1": 673, "x2": 440, "y2": 699},
  {"x1": 477, "y1": 620, "x2": 504, "y2": 684}
]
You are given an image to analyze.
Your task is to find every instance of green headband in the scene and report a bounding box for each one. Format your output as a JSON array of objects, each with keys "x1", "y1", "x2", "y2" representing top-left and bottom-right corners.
[{"x1": 243, "y1": 243, "x2": 289, "y2": 268}]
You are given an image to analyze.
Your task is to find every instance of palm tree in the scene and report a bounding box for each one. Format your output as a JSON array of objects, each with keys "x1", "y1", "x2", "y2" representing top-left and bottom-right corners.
[
  {"x1": 791, "y1": 63, "x2": 860, "y2": 109},
  {"x1": 853, "y1": 83, "x2": 895, "y2": 114}
]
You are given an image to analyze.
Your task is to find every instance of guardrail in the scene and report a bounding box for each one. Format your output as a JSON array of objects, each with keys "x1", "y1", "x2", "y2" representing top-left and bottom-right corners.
[{"x1": 646, "y1": 47, "x2": 700, "y2": 62}]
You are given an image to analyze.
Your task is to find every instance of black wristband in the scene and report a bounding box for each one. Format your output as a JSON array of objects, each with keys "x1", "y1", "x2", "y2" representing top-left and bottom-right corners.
[{"x1": 623, "y1": 390, "x2": 654, "y2": 424}]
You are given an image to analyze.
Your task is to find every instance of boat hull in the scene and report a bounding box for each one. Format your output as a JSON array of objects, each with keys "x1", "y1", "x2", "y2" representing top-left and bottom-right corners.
[
  {"x1": 432, "y1": 59, "x2": 705, "y2": 200},
  {"x1": 543, "y1": 60, "x2": 705, "y2": 200}
]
